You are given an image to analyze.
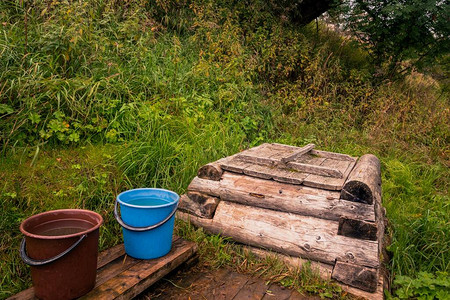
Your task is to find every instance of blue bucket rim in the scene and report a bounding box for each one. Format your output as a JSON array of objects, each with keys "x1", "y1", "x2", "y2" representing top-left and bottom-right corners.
[{"x1": 117, "y1": 188, "x2": 179, "y2": 208}]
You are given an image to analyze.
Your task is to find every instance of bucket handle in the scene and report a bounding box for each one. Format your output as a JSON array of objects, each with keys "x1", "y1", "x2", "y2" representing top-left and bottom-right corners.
[
  {"x1": 114, "y1": 199, "x2": 178, "y2": 232},
  {"x1": 20, "y1": 234, "x2": 86, "y2": 266}
]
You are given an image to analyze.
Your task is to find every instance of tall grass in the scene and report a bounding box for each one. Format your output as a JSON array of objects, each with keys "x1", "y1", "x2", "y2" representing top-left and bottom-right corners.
[{"x1": 1, "y1": 0, "x2": 448, "y2": 298}]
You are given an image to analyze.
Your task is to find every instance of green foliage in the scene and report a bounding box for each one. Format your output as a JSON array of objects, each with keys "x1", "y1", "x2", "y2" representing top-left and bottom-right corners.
[
  {"x1": 393, "y1": 272, "x2": 450, "y2": 300},
  {"x1": 0, "y1": 0, "x2": 448, "y2": 298},
  {"x1": 330, "y1": 0, "x2": 450, "y2": 73}
]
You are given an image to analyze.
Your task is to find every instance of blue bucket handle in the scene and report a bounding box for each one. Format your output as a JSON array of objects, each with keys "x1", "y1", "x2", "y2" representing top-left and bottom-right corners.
[
  {"x1": 20, "y1": 235, "x2": 86, "y2": 266},
  {"x1": 114, "y1": 199, "x2": 178, "y2": 232}
]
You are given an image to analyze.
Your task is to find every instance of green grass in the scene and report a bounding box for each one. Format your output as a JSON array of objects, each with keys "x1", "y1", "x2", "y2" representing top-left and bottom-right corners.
[{"x1": 1, "y1": 0, "x2": 449, "y2": 299}]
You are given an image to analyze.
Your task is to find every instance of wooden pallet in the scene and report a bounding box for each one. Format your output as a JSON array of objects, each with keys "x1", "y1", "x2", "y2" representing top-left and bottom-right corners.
[{"x1": 8, "y1": 236, "x2": 197, "y2": 300}]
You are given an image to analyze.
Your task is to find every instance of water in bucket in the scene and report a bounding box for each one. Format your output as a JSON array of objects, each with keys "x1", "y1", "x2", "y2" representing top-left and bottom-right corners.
[{"x1": 115, "y1": 188, "x2": 179, "y2": 259}]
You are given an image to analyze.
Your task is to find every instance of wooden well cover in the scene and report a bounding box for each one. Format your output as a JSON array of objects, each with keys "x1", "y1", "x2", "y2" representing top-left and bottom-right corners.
[{"x1": 178, "y1": 143, "x2": 386, "y2": 299}]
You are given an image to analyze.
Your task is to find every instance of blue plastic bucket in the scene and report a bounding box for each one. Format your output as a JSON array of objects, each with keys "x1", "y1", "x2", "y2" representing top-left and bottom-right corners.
[{"x1": 114, "y1": 188, "x2": 179, "y2": 259}]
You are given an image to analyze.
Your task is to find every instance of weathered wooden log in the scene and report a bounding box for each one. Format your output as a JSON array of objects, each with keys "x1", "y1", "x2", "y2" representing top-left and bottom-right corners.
[
  {"x1": 340, "y1": 154, "x2": 381, "y2": 205},
  {"x1": 177, "y1": 201, "x2": 379, "y2": 268},
  {"x1": 178, "y1": 193, "x2": 220, "y2": 219},
  {"x1": 332, "y1": 261, "x2": 379, "y2": 293},
  {"x1": 187, "y1": 176, "x2": 221, "y2": 197},
  {"x1": 244, "y1": 246, "x2": 384, "y2": 300},
  {"x1": 189, "y1": 172, "x2": 376, "y2": 222},
  {"x1": 338, "y1": 217, "x2": 378, "y2": 241},
  {"x1": 197, "y1": 155, "x2": 235, "y2": 181}
]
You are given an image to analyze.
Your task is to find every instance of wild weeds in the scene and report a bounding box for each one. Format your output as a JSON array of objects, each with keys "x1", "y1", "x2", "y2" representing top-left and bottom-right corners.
[{"x1": 0, "y1": 0, "x2": 448, "y2": 298}]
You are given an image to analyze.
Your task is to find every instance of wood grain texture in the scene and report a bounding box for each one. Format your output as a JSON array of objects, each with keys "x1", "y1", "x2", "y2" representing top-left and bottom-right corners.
[
  {"x1": 341, "y1": 154, "x2": 381, "y2": 205},
  {"x1": 178, "y1": 201, "x2": 379, "y2": 268},
  {"x1": 178, "y1": 193, "x2": 220, "y2": 219},
  {"x1": 81, "y1": 238, "x2": 197, "y2": 300},
  {"x1": 239, "y1": 244, "x2": 384, "y2": 300},
  {"x1": 281, "y1": 143, "x2": 315, "y2": 163},
  {"x1": 332, "y1": 261, "x2": 378, "y2": 293},
  {"x1": 10, "y1": 237, "x2": 187, "y2": 300},
  {"x1": 242, "y1": 245, "x2": 333, "y2": 280},
  {"x1": 303, "y1": 159, "x2": 356, "y2": 191},
  {"x1": 189, "y1": 172, "x2": 375, "y2": 222},
  {"x1": 338, "y1": 217, "x2": 378, "y2": 241}
]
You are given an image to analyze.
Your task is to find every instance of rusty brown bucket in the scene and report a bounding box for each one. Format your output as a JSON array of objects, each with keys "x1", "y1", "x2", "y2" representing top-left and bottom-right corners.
[{"x1": 20, "y1": 209, "x2": 103, "y2": 300}]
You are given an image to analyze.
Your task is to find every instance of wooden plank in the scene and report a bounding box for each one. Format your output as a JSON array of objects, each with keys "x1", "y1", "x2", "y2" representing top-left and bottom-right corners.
[
  {"x1": 310, "y1": 149, "x2": 356, "y2": 162},
  {"x1": 293, "y1": 154, "x2": 326, "y2": 165},
  {"x1": 10, "y1": 238, "x2": 184, "y2": 300},
  {"x1": 272, "y1": 169, "x2": 307, "y2": 185},
  {"x1": 243, "y1": 164, "x2": 276, "y2": 180},
  {"x1": 286, "y1": 161, "x2": 343, "y2": 178},
  {"x1": 303, "y1": 159, "x2": 356, "y2": 191},
  {"x1": 341, "y1": 154, "x2": 381, "y2": 205},
  {"x1": 223, "y1": 159, "x2": 308, "y2": 184},
  {"x1": 281, "y1": 144, "x2": 315, "y2": 163},
  {"x1": 5, "y1": 287, "x2": 34, "y2": 300},
  {"x1": 338, "y1": 217, "x2": 378, "y2": 241},
  {"x1": 97, "y1": 244, "x2": 126, "y2": 269},
  {"x1": 197, "y1": 154, "x2": 237, "y2": 181},
  {"x1": 240, "y1": 244, "x2": 384, "y2": 300},
  {"x1": 94, "y1": 255, "x2": 141, "y2": 287},
  {"x1": 242, "y1": 246, "x2": 333, "y2": 280},
  {"x1": 178, "y1": 201, "x2": 379, "y2": 268},
  {"x1": 332, "y1": 261, "x2": 378, "y2": 293},
  {"x1": 219, "y1": 172, "x2": 375, "y2": 222},
  {"x1": 81, "y1": 238, "x2": 197, "y2": 300},
  {"x1": 220, "y1": 158, "x2": 253, "y2": 174},
  {"x1": 178, "y1": 193, "x2": 220, "y2": 219},
  {"x1": 262, "y1": 283, "x2": 293, "y2": 299},
  {"x1": 210, "y1": 269, "x2": 249, "y2": 299},
  {"x1": 188, "y1": 176, "x2": 221, "y2": 197},
  {"x1": 237, "y1": 143, "x2": 281, "y2": 167},
  {"x1": 232, "y1": 277, "x2": 269, "y2": 299}
]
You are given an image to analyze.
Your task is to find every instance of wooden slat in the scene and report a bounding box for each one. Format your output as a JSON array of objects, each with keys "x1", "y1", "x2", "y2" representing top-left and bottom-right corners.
[
  {"x1": 97, "y1": 244, "x2": 126, "y2": 269},
  {"x1": 242, "y1": 245, "x2": 333, "y2": 280},
  {"x1": 178, "y1": 201, "x2": 379, "y2": 268},
  {"x1": 262, "y1": 283, "x2": 293, "y2": 299},
  {"x1": 239, "y1": 244, "x2": 384, "y2": 300},
  {"x1": 286, "y1": 161, "x2": 343, "y2": 178},
  {"x1": 81, "y1": 238, "x2": 197, "y2": 299},
  {"x1": 220, "y1": 158, "x2": 253, "y2": 174},
  {"x1": 232, "y1": 277, "x2": 269, "y2": 299},
  {"x1": 272, "y1": 168, "x2": 307, "y2": 185},
  {"x1": 281, "y1": 144, "x2": 315, "y2": 163},
  {"x1": 332, "y1": 261, "x2": 378, "y2": 293},
  {"x1": 303, "y1": 159, "x2": 356, "y2": 191},
  {"x1": 190, "y1": 173, "x2": 375, "y2": 222},
  {"x1": 243, "y1": 164, "x2": 276, "y2": 180},
  {"x1": 311, "y1": 149, "x2": 356, "y2": 161},
  {"x1": 9, "y1": 237, "x2": 185, "y2": 300},
  {"x1": 209, "y1": 269, "x2": 249, "y2": 299},
  {"x1": 179, "y1": 193, "x2": 220, "y2": 219},
  {"x1": 188, "y1": 176, "x2": 221, "y2": 197},
  {"x1": 237, "y1": 143, "x2": 281, "y2": 167},
  {"x1": 338, "y1": 217, "x2": 378, "y2": 241}
]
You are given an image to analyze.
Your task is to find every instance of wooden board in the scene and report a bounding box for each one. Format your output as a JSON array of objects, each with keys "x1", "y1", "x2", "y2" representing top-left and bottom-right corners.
[
  {"x1": 178, "y1": 192, "x2": 220, "y2": 219},
  {"x1": 177, "y1": 201, "x2": 379, "y2": 268},
  {"x1": 241, "y1": 245, "x2": 384, "y2": 300},
  {"x1": 8, "y1": 237, "x2": 197, "y2": 300},
  {"x1": 303, "y1": 158, "x2": 356, "y2": 191},
  {"x1": 217, "y1": 143, "x2": 358, "y2": 190},
  {"x1": 188, "y1": 172, "x2": 376, "y2": 222}
]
